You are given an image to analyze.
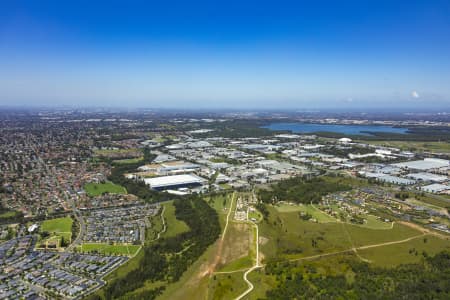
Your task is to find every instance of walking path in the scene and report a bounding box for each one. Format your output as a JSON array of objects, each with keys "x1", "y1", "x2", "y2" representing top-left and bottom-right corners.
[
  {"x1": 289, "y1": 233, "x2": 426, "y2": 263},
  {"x1": 235, "y1": 222, "x2": 260, "y2": 300},
  {"x1": 222, "y1": 192, "x2": 236, "y2": 241},
  {"x1": 148, "y1": 205, "x2": 166, "y2": 243},
  {"x1": 233, "y1": 220, "x2": 429, "y2": 299}
]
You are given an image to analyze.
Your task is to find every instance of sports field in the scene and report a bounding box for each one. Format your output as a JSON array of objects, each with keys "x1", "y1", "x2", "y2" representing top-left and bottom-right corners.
[
  {"x1": 78, "y1": 243, "x2": 140, "y2": 256},
  {"x1": 40, "y1": 217, "x2": 73, "y2": 248},
  {"x1": 112, "y1": 157, "x2": 144, "y2": 165},
  {"x1": 84, "y1": 182, "x2": 127, "y2": 196},
  {"x1": 41, "y1": 217, "x2": 73, "y2": 235}
]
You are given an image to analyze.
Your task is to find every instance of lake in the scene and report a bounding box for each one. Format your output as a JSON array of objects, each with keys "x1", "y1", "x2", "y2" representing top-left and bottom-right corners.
[{"x1": 262, "y1": 122, "x2": 409, "y2": 136}]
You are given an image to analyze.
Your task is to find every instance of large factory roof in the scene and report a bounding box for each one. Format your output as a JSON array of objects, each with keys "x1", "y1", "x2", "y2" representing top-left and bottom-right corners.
[
  {"x1": 407, "y1": 172, "x2": 448, "y2": 182},
  {"x1": 144, "y1": 174, "x2": 206, "y2": 189},
  {"x1": 392, "y1": 158, "x2": 449, "y2": 170}
]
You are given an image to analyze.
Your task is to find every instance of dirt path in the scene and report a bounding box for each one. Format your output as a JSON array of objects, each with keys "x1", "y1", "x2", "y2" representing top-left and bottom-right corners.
[
  {"x1": 222, "y1": 192, "x2": 236, "y2": 241},
  {"x1": 235, "y1": 222, "x2": 261, "y2": 300},
  {"x1": 357, "y1": 234, "x2": 425, "y2": 250},
  {"x1": 226, "y1": 219, "x2": 436, "y2": 299},
  {"x1": 148, "y1": 205, "x2": 166, "y2": 243},
  {"x1": 199, "y1": 192, "x2": 236, "y2": 278},
  {"x1": 289, "y1": 233, "x2": 427, "y2": 263},
  {"x1": 213, "y1": 268, "x2": 249, "y2": 275},
  {"x1": 340, "y1": 222, "x2": 371, "y2": 263},
  {"x1": 398, "y1": 221, "x2": 448, "y2": 239}
]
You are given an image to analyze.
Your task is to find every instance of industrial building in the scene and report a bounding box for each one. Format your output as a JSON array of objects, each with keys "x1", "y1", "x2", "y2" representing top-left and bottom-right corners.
[
  {"x1": 406, "y1": 172, "x2": 448, "y2": 183},
  {"x1": 376, "y1": 175, "x2": 416, "y2": 185},
  {"x1": 138, "y1": 161, "x2": 200, "y2": 175},
  {"x1": 363, "y1": 172, "x2": 416, "y2": 185},
  {"x1": 144, "y1": 174, "x2": 206, "y2": 191},
  {"x1": 420, "y1": 183, "x2": 450, "y2": 194},
  {"x1": 392, "y1": 158, "x2": 449, "y2": 171}
]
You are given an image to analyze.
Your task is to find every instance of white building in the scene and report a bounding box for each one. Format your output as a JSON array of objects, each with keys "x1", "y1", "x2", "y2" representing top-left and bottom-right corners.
[
  {"x1": 420, "y1": 183, "x2": 450, "y2": 194},
  {"x1": 144, "y1": 174, "x2": 206, "y2": 191}
]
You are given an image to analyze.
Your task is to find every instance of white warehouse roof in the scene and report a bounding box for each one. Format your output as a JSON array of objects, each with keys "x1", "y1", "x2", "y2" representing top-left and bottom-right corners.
[
  {"x1": 407, "y1": 172, "x2": 448, "y2": 183},
  {"x1": 144, "y1": 174, "x2": 206, "y2": 189},
  {"x1": 338, "y1": 137, "x2": 352, "y2": 143},
  {"x1": 392, "y1": 158, "x2": 449, "y2": 171},
  {"x1": 420, "y1": 183, "x2": 450, "y2": 194}
]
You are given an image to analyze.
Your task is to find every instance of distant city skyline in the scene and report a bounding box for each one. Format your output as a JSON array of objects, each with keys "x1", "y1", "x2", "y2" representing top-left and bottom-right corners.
[{"x1": 1, "y1": 1, "x2": 450, "y2": 110}]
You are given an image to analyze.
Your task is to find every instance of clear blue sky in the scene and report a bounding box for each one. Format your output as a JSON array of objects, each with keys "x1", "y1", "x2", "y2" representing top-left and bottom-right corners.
[{"x1": 1, "y1": 0, "x2": 449, "y2": 110}]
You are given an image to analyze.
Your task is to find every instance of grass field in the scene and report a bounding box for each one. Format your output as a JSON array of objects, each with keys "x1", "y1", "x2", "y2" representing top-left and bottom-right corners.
[
  {"x1": 41, "y1": 217, "x2": 73, "y2": 234},
  {"x1": 162, "y1": 202, "x2": 189, "y2": 238},
  {"x1": 246, "y1": 268, "x2": 278, "y2": 300},
  {"x1": 344, "y1": 222, "x2": 419, "y2": 247},
  {"x1": 208, "y1": 271, "x2": 248, "y2": 300},
  {"x1": 359, "y1": 215, "x2": 393, "y2": 229},
  {"x1": 84, "y1": 182, "x2": 127, "y2": 197},
  {"x1": 358, "y1": 235, "x2": 450, "y2": 267},
  {"x1": 0, "y1": 210, "x2": 20, "y2": 219},
  {"x1": 112, "y1": 157, "x2": 144, "y2": 165},
  {"x1": 94, "y1": 148, "x2": 142, "y2": 157},
  {"x1": 274, "y1": 203, "x2": 337, "y2": 223},
  {"x1": 258, "y1": 206, "x2": 422, "y2": 260},
  {"x1": 40, "y1": 217, "x2": 73, "y2": 248},
  {"x1": 218, "y1": 256, "x2": 253, "y2": 272},
  {"x1": 78, "y1": 243, "x2": 141, "y2": 256},
  {"x1": 273, "y1": 203, "x2": 392, "y2": 230}
]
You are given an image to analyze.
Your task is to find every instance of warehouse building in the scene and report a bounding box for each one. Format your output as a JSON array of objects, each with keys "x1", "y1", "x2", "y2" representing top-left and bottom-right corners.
[
  {"x1": 392, "y1": 158, "x2": 449, "y2": 171},
  {"x1": 138, "y1": 161, "x2": 200, "y2": 175},
  {"x1": 376, "y1": 175, "x2": 416, "y2": 185},
  {"x1": 144, "y1": 174, "x2": 206, "y2": 191},
  {"x1": 362, "y1": 172, "x2": 415, "y2": 185},
  {"x1": 419, "y1": 183, "x2": 450, "y2": 194},
  {"x1": 406, "y1": 172, "x2": 448, "y2": 183}
]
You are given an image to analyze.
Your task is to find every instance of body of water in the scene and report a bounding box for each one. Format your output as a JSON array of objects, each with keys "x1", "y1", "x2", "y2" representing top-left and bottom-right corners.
[{"x1": 262, "y1": 122, "x2": 409, "y2": 136}]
